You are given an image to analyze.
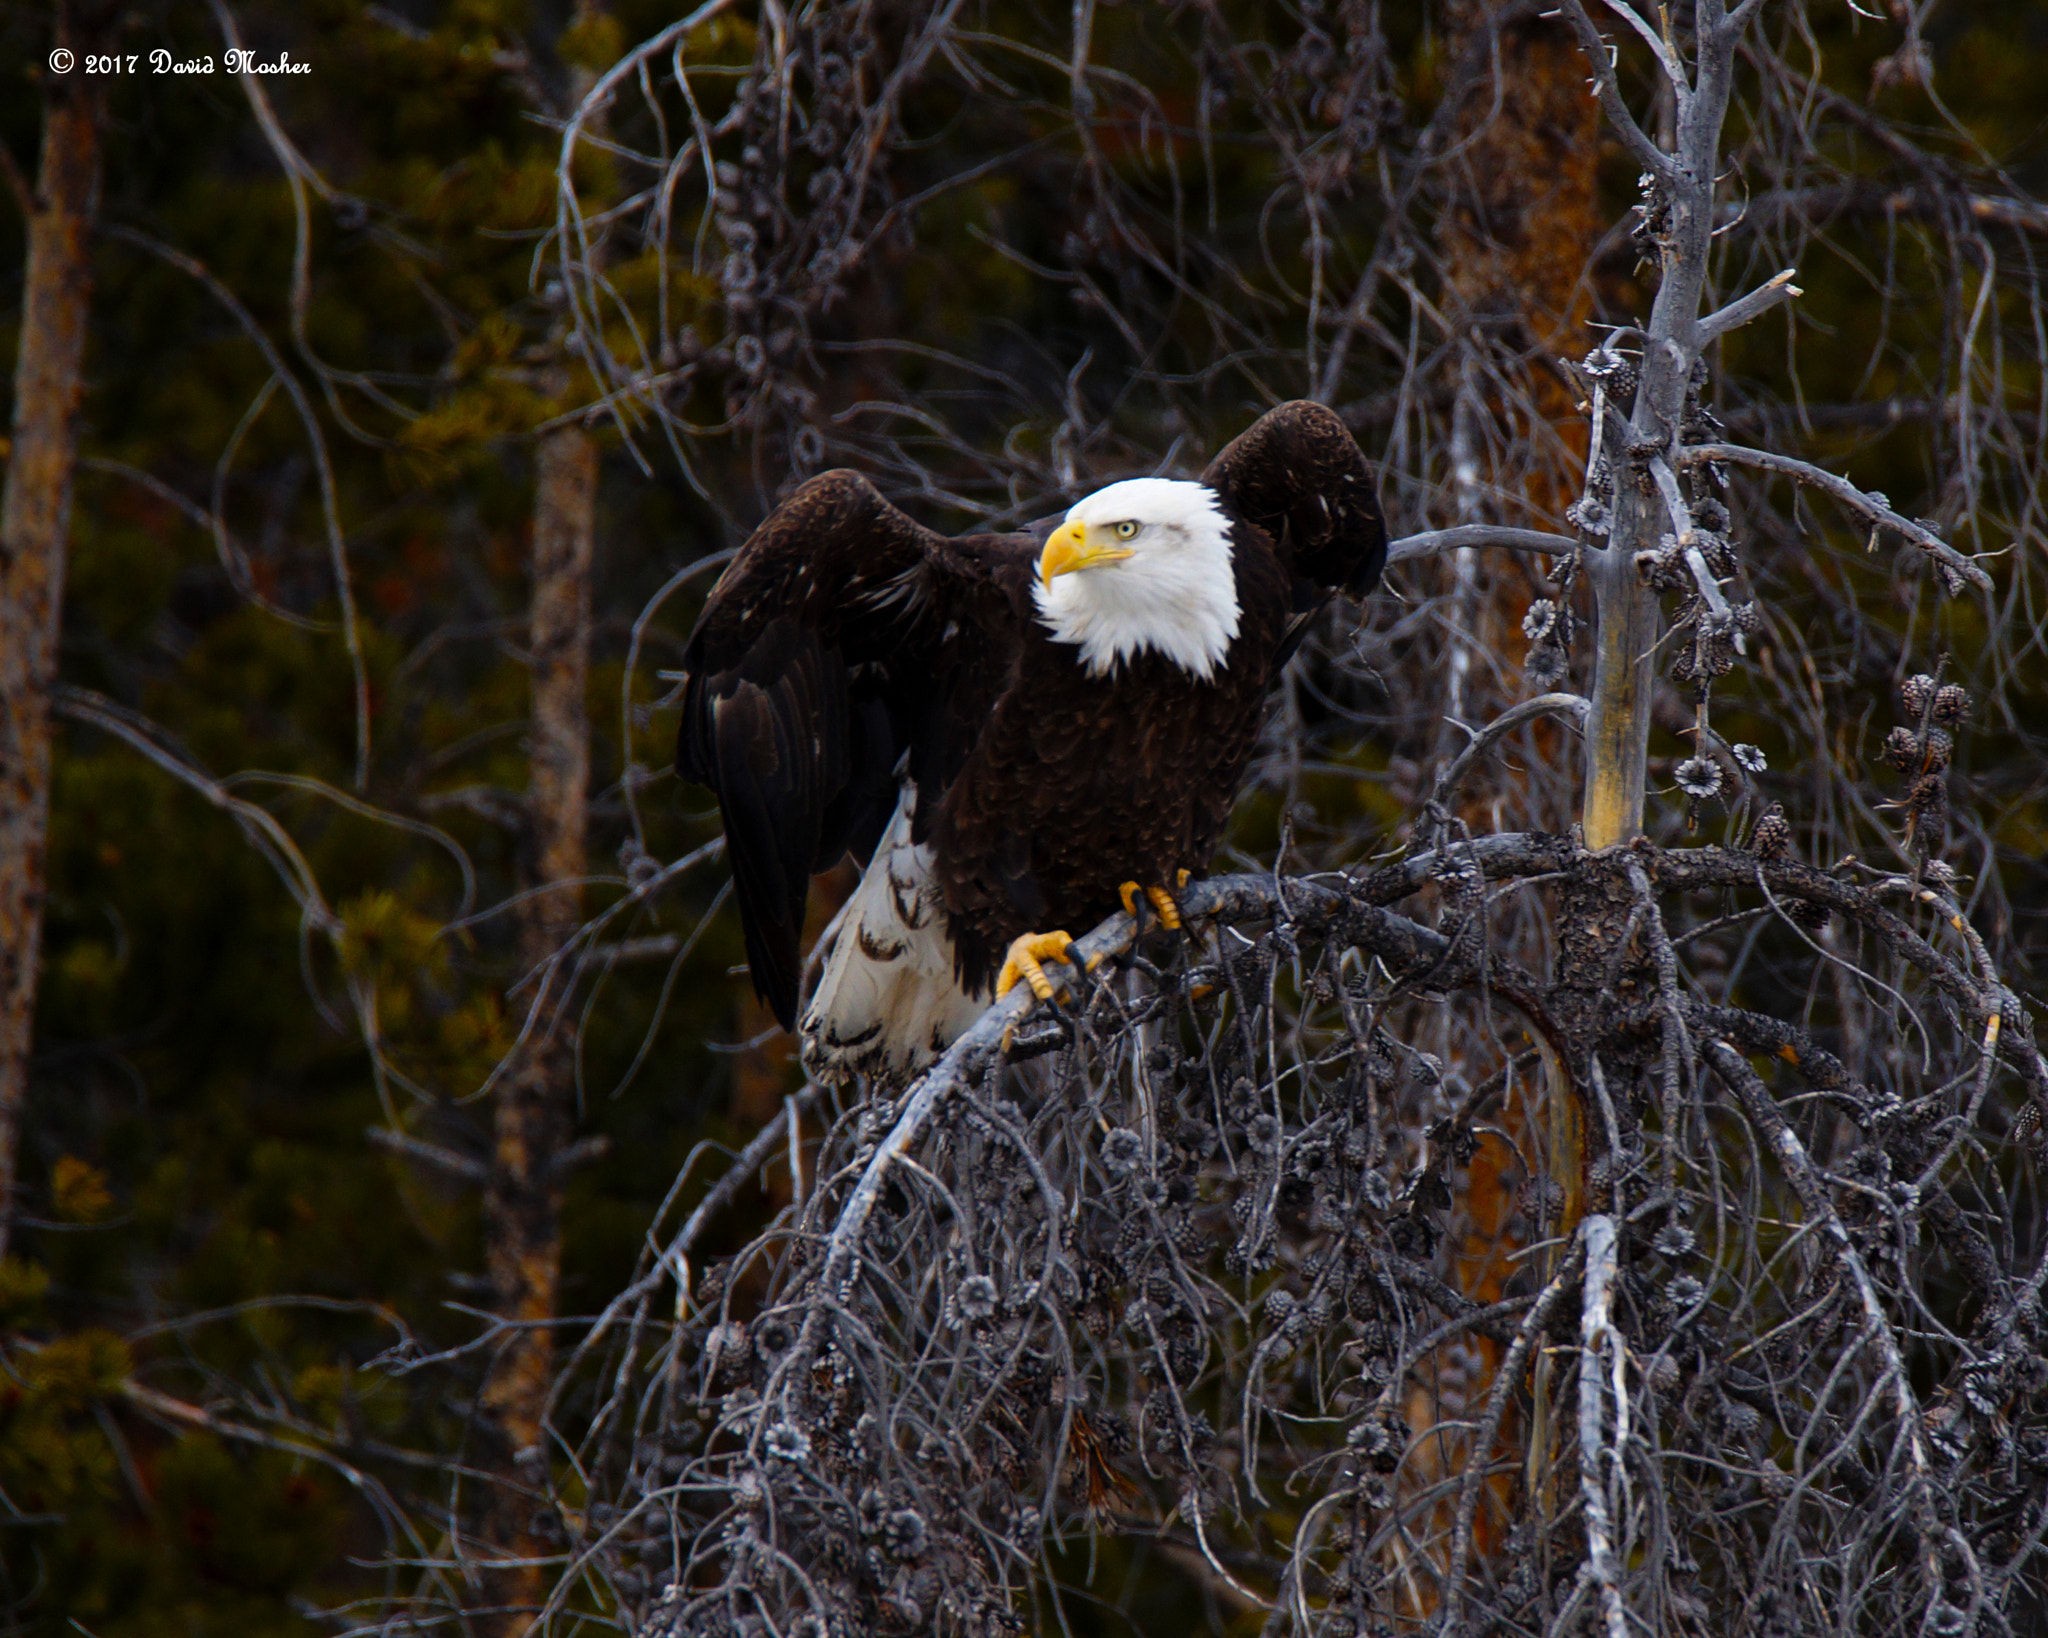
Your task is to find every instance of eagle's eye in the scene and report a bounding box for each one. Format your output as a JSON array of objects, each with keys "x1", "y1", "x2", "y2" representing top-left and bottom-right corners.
[{"x1": 1112, "y1": 520, "x2": 1140, "y2": 540}]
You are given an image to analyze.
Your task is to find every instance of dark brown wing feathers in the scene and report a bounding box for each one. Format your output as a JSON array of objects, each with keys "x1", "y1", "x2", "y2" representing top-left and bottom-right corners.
[
  {"x1": 691, "y1": 617, "x2": 848, "y2": 1023},
  {"x1": 675, "y1": 470, "x2": 1036, "y2": 1026},
  {"x1": 1202, "y1": 399, "x2": 1388, "y2": 602}
]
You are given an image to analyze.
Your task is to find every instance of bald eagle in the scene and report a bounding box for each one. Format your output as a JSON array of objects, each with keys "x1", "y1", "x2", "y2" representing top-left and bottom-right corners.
[{"x1": 676, "y1": 400, "x2": 1385, "y2": 1085}]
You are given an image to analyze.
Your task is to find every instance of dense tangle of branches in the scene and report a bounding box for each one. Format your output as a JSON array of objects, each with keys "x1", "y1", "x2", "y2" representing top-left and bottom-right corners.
[
  {"x1": 489, "y1": 2, "x2": 2048, "y2": 1631},
  {"x1": 500, "y1": 804, "x2": 2045, "y2": 1636}
]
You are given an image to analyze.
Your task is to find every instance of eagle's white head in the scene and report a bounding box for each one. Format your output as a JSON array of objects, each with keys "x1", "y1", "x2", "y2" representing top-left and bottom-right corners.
[{"x1": 1032, "y1": 478, "x2": 1239, "y2": 680}]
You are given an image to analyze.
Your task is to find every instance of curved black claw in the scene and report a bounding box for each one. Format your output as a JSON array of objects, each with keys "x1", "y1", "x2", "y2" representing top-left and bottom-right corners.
[{"x1": 1065, "y1": 951, "x2": 1109, "y2": 1005}]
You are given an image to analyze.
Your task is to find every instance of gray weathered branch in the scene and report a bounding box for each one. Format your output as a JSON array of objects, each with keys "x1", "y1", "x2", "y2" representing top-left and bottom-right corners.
[
  {"x1": 1386, "y1": 525, "x2": 1581, "y2": 566},
  {"x1": 1430, "y1": 693, "x2": 1590, "y2": 811},
  {"x1": 1576, "y1": 1214, "x2": 1632, "y2": 1638},
  {"x1": 1696, "y1": 267, "x2": 1801, "y2": 344},
  {"x1": 1553, "y1": 0, "x2": 1675, "y2": 179},
  {"x1": 1678, "y1": 442, "x2": 1994, "y2": 590}
]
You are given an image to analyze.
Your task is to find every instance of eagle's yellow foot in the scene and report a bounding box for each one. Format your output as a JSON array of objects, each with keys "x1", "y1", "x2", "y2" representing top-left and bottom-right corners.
[
  {"x1": 997, "y1": 930, "x2": 1099, "y2": 1002},
  {"x1": 1119, "y1": 878, "x2": 1187, "y2": 932}
]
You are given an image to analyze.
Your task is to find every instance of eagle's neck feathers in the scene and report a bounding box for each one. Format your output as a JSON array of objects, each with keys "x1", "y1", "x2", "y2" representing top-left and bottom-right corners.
[{"x1": 1031, "y1": 479, "x2": 1240, "y2": 680}]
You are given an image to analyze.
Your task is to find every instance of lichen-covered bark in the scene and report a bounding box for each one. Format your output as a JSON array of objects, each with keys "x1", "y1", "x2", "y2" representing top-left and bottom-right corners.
[{"x1": 0, "y1": 44, "x2": 104, "y2": 1263}]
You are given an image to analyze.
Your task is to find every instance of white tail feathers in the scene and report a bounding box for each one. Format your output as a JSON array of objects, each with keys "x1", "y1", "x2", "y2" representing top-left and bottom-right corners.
[{"x1": 800, "y1": 789, "x2": 988, "y2": 1086}]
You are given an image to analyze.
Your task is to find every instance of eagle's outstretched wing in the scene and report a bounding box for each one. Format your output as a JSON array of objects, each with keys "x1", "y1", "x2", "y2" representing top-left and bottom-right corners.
[
  {"x1": 1202, "y1": 399, "x2": 1387, "y2": 658},
  {"x1": 676, "y1": 471, "x2": 1042, "y2": 1027}
]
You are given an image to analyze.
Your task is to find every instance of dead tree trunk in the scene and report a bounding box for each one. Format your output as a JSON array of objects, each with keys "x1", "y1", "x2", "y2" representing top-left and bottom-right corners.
[
  {"x1": 1436, "y1": 2, "x2": 1600, "y2": 789},
  {"x1": 1406, "y1": 3, "x2": 1602, "y2": 1587},
  {"x1": 0, "y1": 21, "x2": 106, "y2": 1264},
  {"x1": 1565, "y1": 0, "x2": 1739, "y2": 849},
  {"x1": 479, "y1": 406, "x2": 596, "y2": 1626},
  {"x1": 475, "y1": 14, "x2": 612, "y2": 1623}
]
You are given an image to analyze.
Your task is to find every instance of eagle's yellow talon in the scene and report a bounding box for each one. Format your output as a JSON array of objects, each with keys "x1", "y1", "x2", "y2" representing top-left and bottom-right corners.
[
  {"x1": 1118, "y1": 878, "x2": 1185, "y2": 932},
  {"x1": 997, "y1": 930, "x2": 1078, "y2": 1001}
]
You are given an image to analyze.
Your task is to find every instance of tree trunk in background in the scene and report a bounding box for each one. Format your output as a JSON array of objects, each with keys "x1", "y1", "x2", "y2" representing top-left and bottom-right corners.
[
  {"x1": 1404, "y1": 0, "x2": 1600, "y2": 1595},
  {"x1": 1436, "y1": 0, "x2": 1599, "y2": 771},
  {"x1": 479, "y1": 411, "x2": 597, "y2": 1628},
  {"x1": 475, "y1": 11, "x2": 611, "y2": 1623},
  {"x1": 0, "y1": 25, "x2": 106, "y2": 1265}
]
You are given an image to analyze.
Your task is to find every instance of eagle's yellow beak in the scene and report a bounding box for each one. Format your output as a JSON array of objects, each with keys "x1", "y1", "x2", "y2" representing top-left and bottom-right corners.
[{"x1": 1039, "y1": 520, "x2": 1134, "y2": 589}]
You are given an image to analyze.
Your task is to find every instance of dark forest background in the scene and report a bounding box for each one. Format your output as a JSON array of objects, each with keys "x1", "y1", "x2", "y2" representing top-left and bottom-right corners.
[{"x1": 3, "y1": 0, "x2": 2047, "y2": 1634}]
